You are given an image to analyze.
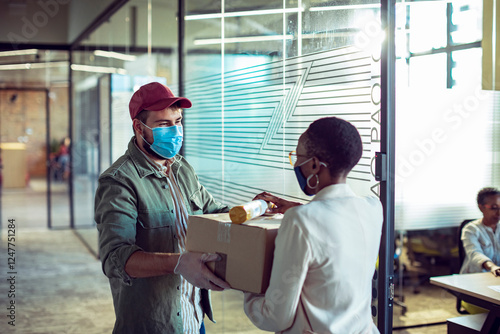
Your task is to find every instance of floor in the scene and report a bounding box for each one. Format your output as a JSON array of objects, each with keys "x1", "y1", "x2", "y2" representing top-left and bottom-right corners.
[{"x1": 0, "y1": 179, "x2": 460, "y2": 333}]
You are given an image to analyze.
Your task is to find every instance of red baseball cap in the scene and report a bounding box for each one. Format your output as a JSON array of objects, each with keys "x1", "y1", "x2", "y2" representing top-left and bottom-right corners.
[{"x1": 129, "y1": 82, "x2": 192, "y2": 119}]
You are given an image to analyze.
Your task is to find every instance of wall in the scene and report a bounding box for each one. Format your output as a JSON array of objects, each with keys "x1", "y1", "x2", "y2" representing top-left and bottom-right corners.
[
  {"x1": 0, "y1": 0, "x2": 69, "y2": 46},
  {"x1": 0, "y1": 89, "x2": 47, "y2": 178},
  {"x1": 67, "y1": 0, "x2": 119, "y2": 44},
  {"x1": 81, "y1": 0, "x2": 178, "y2": 49},
  {"x1": 0, "y1": 85, "x2": 69, "y2": 180},
  {"x1": 0, "y1": 0, "x2": 124, "y2": 47}
]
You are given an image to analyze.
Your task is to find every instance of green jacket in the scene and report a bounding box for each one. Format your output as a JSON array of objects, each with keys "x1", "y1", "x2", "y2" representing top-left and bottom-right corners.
[{"x1": 95, "y1": 138, "x2": 228, "y2": 334}]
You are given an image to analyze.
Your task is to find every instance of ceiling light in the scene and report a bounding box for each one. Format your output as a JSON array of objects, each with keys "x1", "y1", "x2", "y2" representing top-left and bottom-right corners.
[
  {"x1": 94, "y1": 50, "x2": 137, "y2": 61},
  {"x1": 71, "y1": 64, "x2": 127, "y2": 74},
  {"x1": 194, "y1": 35, "x2": 293, "y2": 46},
  {"x1": 310, "y1": 4, "x2": 381, "y2": 11},
  {"x1": 0, "y1": 49, "x2": 38, "y2": 57},
  {"x1": 0, "y1": 61, "x2": 68, "y2": 70},
  {"x1": 186, "y1": 8, "x2": 305, "y2": 20}
]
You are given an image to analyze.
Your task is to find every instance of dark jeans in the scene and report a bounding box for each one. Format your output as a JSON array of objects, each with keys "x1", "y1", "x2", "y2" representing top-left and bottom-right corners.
[{"x1": 200, "y1": 321, "x2": 205, "y2": 334}]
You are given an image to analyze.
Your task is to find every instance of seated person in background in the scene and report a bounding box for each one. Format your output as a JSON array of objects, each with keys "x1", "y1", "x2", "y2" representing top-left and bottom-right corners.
[
  {"x1": 55, "y1": 136, "x2": 71, "y2": 181},
  {"x1": 459, "y1": 187, "x2": 500, "y2": 313},
  {"x1": 460, "y1": 187, "x2": 500, "y2": 276},
  {"x1": 243, "y1": 117, "x2": 383, "y2": 334}
]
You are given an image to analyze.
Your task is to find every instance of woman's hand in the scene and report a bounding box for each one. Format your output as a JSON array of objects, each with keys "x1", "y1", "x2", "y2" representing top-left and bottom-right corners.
[
  {"x1": 484, "y1": 261, "x2": 500, "y2": 277},
  {"x1": 490, "y1": 265, "x2": 500, "y2": 277},
  {"x1": 253, "y1": 192, "x2": 302, "y2": 214}
]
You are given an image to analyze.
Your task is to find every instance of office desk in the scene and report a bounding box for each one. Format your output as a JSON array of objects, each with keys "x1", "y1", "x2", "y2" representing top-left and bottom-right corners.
[{"x1": 430, "y1": 272, "x2": 500, "y2": 333}]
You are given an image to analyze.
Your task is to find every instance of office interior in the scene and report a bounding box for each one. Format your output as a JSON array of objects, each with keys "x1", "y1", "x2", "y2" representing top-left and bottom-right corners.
[{"x1": 0, "y1": 0, "x2": 498, "y2": 333}]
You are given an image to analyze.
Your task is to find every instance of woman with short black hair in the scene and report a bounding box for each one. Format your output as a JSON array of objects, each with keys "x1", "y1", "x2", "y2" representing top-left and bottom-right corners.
[{"x1": 243, "y1": 117, "x2": 383, "y2": 334}]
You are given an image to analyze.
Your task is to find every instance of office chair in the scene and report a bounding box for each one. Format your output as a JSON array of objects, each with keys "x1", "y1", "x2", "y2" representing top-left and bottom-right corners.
[
  {"x1": 455, "y1": 219, "x2": 475, "y2": 315},
  {"x1": 406, "y1": 228, "x2": 459, "y2": 293}
]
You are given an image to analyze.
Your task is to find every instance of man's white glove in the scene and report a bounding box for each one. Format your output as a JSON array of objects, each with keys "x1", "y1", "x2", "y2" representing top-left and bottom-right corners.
[{"x1": 174, "y1": 252, "x2": 231, "y2": 291}]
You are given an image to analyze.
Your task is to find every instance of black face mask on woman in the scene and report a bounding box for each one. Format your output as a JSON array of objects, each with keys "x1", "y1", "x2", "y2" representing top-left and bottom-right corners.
[{"x1": 293, "y1": 158, "x2": 327, "y2": 196}]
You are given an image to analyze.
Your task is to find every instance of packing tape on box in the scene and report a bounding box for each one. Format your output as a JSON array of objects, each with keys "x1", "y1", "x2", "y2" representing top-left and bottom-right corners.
[{"x1": 217, "y1": 222, "x2": 231, "y2": 243}]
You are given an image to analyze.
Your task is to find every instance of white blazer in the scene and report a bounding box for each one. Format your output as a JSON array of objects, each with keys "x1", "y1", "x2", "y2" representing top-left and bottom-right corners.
[{"x1": 244, "y1": 183, "x2": 383, "y2": 334}]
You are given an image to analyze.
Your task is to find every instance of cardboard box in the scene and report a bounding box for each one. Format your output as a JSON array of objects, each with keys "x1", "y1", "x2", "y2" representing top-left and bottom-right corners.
[{"x1": 186, "y1": 213, "x2": 282, "y2": 294}]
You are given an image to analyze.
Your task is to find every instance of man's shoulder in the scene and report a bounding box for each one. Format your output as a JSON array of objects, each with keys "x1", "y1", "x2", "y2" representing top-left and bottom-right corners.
[{"x1": 99, "y1": 151, "x2": 137, "y2": 181}]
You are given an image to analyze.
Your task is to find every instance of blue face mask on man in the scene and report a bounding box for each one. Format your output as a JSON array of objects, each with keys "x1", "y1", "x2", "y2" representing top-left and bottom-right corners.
[
  {"x1": 140, "y1": 121, "x2": 183, "y2": 159},
  {"x1": 294, "y1": 157, "x2": 327, "y2": 196}
]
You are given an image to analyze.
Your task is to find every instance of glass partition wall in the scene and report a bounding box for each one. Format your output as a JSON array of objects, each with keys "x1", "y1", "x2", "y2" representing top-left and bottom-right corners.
[
  {"x1": 182, "y1": 1, "x2": 383, "y2": 332},
  {"x1": 392, "y1": 0, "x2": 500, "y2": 330}
]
